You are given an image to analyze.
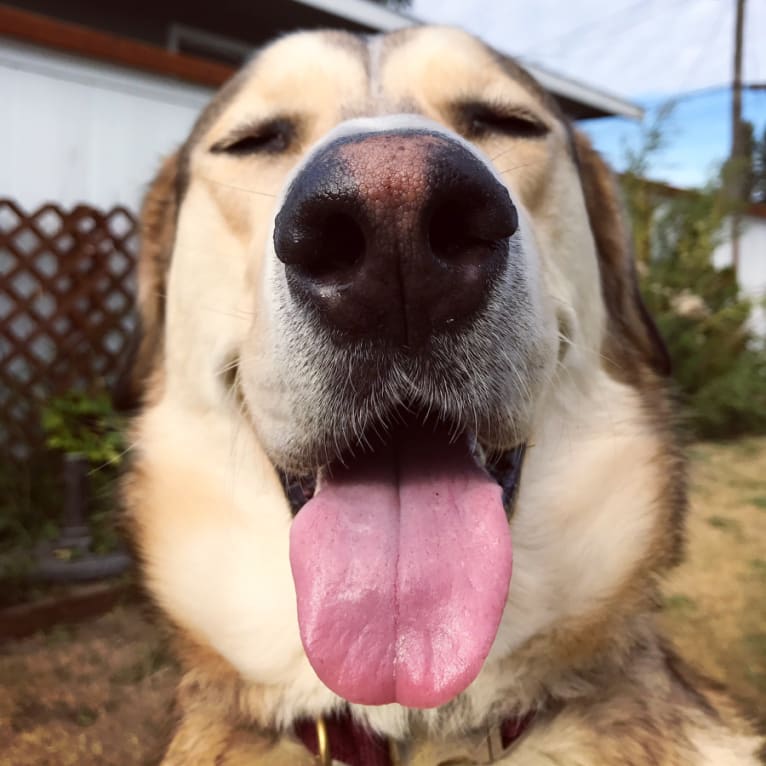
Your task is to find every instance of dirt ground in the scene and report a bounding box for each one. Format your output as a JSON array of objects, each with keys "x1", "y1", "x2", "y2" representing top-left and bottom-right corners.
[
  {"x1": 1, "y1": 438, "x2": 765, "y2": 764},
  {"x1": 0, "y1": 603, "x2": 179, "y2": 766}
]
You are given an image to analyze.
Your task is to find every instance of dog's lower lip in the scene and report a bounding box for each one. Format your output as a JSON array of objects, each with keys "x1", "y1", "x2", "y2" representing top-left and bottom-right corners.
[
  {"x1": 486, "y1": 443, "x2": 527, "y2": 512},
  {"x1": 279, "y1": 436, "x2": 526, "y2": 517},
  {"x1": 281, "y1": 472, "x2": 316, "y2": 513}
]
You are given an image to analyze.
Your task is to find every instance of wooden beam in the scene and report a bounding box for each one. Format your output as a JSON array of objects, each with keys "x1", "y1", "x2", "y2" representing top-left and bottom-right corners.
[
  {"x1": 0, "y1": 582, "x2": 140, "y2": 641},
  {"x1": 0, "y1": 4, "x2": 235, "y2": 88},
  {"x1": 729, "y1": 0, "x2": 747, "y2": 272}
]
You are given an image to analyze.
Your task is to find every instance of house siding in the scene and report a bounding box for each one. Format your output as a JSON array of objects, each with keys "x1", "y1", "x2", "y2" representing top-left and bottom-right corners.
[
  {"x1": 0, "y1": 39, "x2": 212, "y2": 212},
  {"x1": 714, "y1": 215, "x2": 766, "y2": 333}
]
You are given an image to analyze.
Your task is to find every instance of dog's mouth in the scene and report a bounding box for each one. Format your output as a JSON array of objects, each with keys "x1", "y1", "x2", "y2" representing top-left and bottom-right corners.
[
  {"x1": 281, "y1": 408, "x2": 526, "y2": 709},
  {"x1": 280, "y1": 432, "x2": 525, "y2": 517}
]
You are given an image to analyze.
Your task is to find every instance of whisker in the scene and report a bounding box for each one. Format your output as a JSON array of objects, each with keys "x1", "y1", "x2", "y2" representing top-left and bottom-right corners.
[
  {"x1": 489, "y1": 145, "x2": 518, "y2": 163},
  {"x1": 88, "y1": 437, "x2": 140, "y2": 475},
  {"x1": 199, "y1": 176, "x2": 277, "y2": 199},
  {"x1": 217, "y1": 356, "x2": 242, "y2": 376},
  {"x1": 496, "y1": 161, "x2": 540, "y2": 175},
  {"x1": 200, "y1": 305, "x2": 256, "y2": 321},
  {"x1": 226, "y1": 365, "x2": 251, "y2": 493}
]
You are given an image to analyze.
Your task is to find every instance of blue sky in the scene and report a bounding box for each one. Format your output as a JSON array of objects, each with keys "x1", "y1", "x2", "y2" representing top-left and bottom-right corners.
[
  {"x1": 581, "y1": 88, "x2": 766, "y2": 188},
  {"x1": 411, "y1": 0, "x2": 766, "y2": 189}
]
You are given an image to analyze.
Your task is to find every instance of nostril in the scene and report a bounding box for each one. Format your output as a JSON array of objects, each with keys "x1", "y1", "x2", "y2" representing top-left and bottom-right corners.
[
  {"x1": 428, "y1": 193, "x2": 517, "y2": 266},
  {"x1": 428, "y1": 198, "x2": 482, "y2": 262},
  {"x1": 324, "y1": 212, "x2": 365, "y2": 271},
  {"x1": 295, "y1": 212, "x2": 366, "y2": 280}
]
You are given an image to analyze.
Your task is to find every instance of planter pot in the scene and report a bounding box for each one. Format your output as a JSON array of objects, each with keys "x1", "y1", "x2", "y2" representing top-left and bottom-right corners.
[{"x1": 33, "y1": 452, "x2": 131, "y2": 582}]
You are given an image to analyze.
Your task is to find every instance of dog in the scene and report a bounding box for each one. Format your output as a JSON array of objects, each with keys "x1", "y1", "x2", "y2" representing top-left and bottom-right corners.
[{"x1": 123, "y1": 26, "x2": 763, "y2": 765}]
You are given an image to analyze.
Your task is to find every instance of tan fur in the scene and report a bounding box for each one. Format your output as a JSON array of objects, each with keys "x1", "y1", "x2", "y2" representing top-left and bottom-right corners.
[
  {"x1": 124, "y1": 151, "x2": 180, "y2": 406},
  {"x1": 124, "y1": 27, "x2": 763, "y2": 765},
  {"x1": 574, "y1": 132, "x2": 671, "y2": 380}
]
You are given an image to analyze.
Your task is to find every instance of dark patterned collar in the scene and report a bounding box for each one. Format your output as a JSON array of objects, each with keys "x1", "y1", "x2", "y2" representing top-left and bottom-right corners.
[{"x1": 294, "y1": 707, "x2": 535, "y2": 765}]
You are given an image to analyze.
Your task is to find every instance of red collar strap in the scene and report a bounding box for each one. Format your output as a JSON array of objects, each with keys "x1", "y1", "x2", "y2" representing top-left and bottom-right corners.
[{"x1": 294, "y1": 708, "x2": 535, "y2": 765}]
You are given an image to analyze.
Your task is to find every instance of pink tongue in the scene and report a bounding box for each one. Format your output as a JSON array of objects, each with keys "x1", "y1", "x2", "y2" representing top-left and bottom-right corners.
[{"x1": 289, "y1": 426, "x2": 512, "y2": 708}]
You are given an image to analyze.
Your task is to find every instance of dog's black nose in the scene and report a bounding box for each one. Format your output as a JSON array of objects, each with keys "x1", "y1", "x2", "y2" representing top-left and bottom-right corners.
[{"x1": 273, "y1": 130, "x2": 517, "y2": 347}]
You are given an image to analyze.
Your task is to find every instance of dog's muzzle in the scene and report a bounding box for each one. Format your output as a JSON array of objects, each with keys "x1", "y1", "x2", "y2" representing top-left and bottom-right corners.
[
  {"x1": 263, "y1": 126, "x2": 532, "y2": 711},
  {"x1": 273, "y1": 129, "x2": 517, "y2": 347}
]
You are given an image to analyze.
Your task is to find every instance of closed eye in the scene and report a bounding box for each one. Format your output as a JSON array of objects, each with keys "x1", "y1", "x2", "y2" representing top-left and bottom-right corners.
[
  {"x1": 210, "y1": 117, "x2": 296, "y2": 156},
  {"x1": 457, "y1": 102, "x2": 549, "y2": 140}
]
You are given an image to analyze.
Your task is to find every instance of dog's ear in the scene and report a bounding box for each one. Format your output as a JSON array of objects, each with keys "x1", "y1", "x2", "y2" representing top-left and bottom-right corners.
[
  {"x1": 113, "y1": 152, "x2": 180, "y2": 409},
  {"x1": 573, "y1": 131, "x2": 671, "y2": 378}
]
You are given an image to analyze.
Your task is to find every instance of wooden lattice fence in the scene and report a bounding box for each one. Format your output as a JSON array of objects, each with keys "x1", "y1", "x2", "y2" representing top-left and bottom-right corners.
[{"x1": 0, "y1": 199, "x2": 139, "y2": 461}]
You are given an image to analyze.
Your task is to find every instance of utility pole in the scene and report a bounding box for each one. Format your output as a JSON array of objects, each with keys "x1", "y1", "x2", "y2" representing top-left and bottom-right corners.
[{"x1": 730, "y1": 0, "x2": 746, "y2": 273}]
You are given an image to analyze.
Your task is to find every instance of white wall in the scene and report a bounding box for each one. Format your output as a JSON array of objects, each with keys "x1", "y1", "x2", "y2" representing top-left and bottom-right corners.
[
  {"x1": 713, "y1": 215, "x2": 766, "y2": 334},
  {"x1": 0, "y1": 39, "x2": 213, "y2": 213}
]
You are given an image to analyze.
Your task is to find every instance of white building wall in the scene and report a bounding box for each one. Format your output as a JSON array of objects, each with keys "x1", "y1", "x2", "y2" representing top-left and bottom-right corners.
[
  {"x1": 713, "y1": 215, "x2": 766, "y2": 334},
  {"x1": 0, "y1": 39, "x2": 213, "y2": 213}
]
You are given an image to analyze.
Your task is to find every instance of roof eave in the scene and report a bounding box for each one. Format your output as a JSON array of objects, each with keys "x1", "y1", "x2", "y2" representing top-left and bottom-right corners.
[
  {"x1": 524, "y1": 62, "x2": 644, "y2": 120},
  {"x1": 290, "y1": 0, "x2": 414, "y2": 31}
]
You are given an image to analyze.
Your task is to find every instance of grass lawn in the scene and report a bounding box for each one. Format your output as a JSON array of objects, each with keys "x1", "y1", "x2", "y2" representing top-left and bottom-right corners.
[
  {"x1": 0, "y1": 438, "x2": 764, "y2": 764},
  {"x1": 660, "y1": 436, "x2": 766, "y2": 724}
]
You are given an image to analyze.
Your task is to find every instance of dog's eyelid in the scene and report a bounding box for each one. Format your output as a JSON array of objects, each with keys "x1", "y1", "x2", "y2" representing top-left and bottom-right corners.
[
  {"x1": 210, "y1": 116, "x2": 297, "y2": 156},
  {"x1": 455, "y1": 101, "x2": 550, "y2": 139}
]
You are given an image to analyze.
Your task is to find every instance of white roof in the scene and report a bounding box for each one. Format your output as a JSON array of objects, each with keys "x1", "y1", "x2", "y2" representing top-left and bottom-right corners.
[
  {"x1": 522, "y1": 61, "x2": 643, "y2": 120},
  {"x1": 291, "y1": 0, "x2": 642, "y2": 119}
]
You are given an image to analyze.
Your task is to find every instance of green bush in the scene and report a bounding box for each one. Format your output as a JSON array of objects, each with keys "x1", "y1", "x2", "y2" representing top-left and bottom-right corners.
[
  {"x1": 621, "y1": 110, "x2": 766, "y2": 439},
  {"x1": 41, "y1": 389, "x2": 126, "y2": 465}
]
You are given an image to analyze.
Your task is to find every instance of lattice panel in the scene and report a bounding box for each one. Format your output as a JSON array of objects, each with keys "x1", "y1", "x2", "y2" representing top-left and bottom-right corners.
[{"x1": 0, "y1": 199, "x2": 139, "y2": 460}]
